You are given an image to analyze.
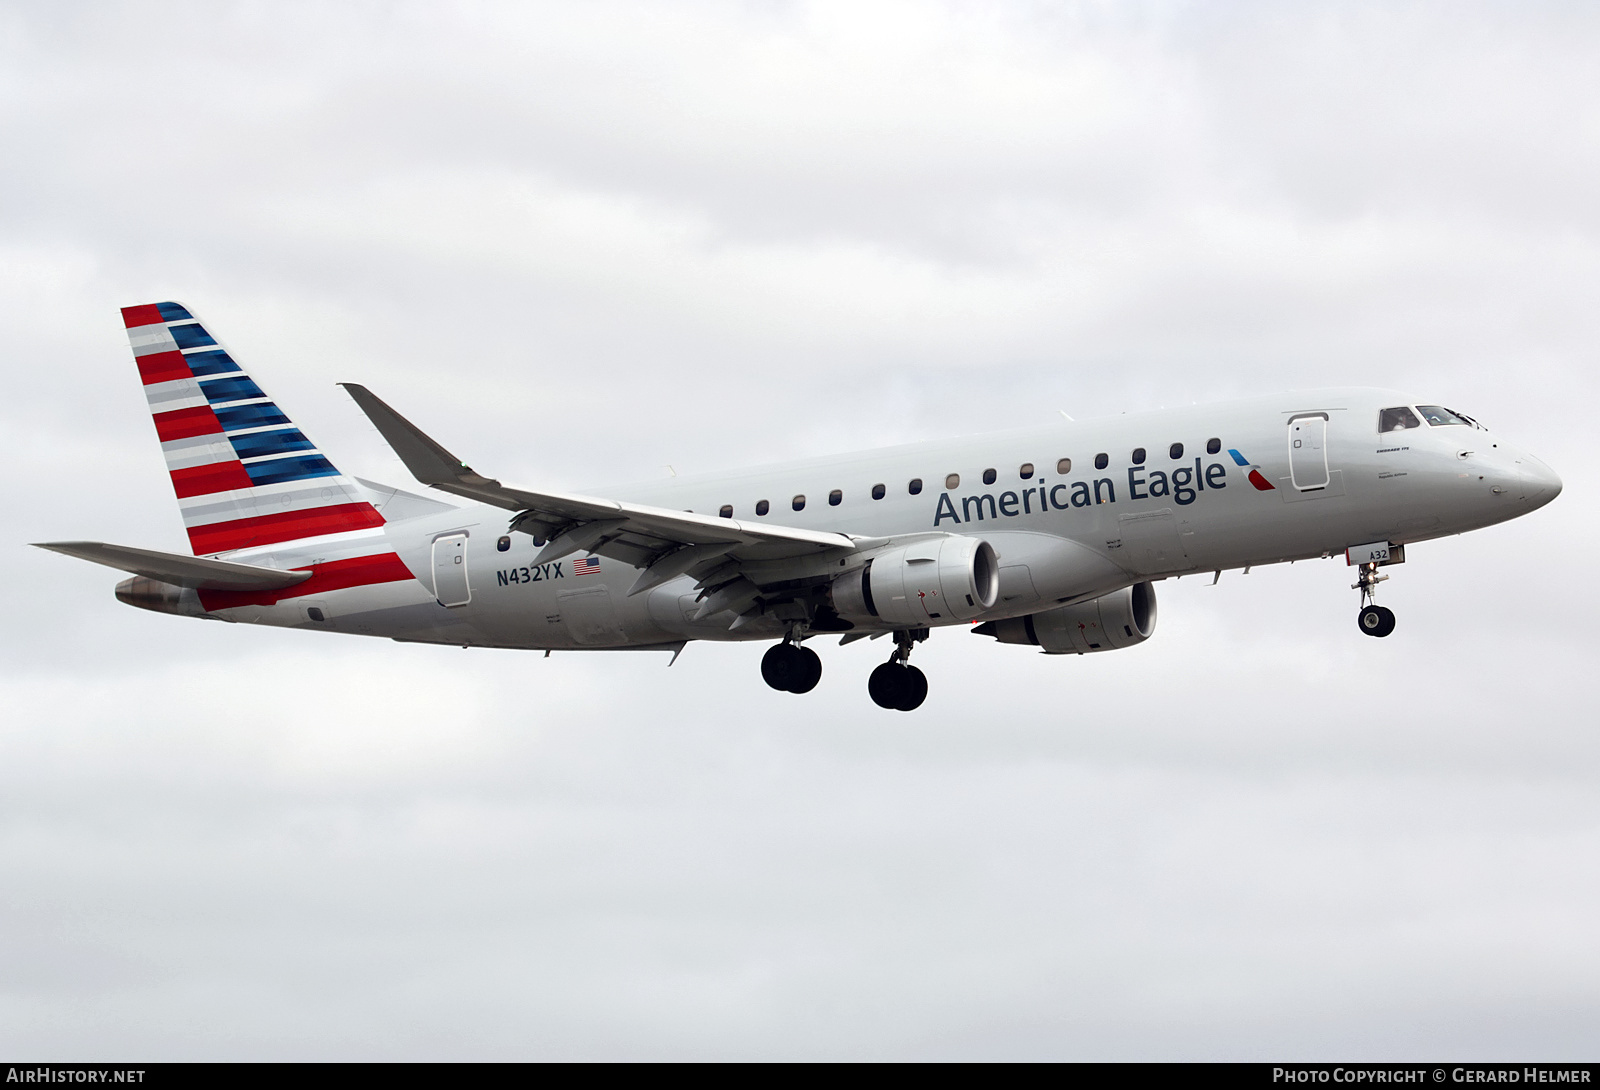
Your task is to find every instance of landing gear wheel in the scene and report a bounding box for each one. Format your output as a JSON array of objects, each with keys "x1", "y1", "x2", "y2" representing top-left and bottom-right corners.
[
  {"x1": 868, "y1": 662, "x2": 904, "y2": 709},
  {"x1": 762, "y1": 642, "x2": 823, "y2": 693},
  {"x1": 788, "y1": 646, "x2": 822, "y2": 693},
  {"x1": 1358, "y1": 605, "x2": 1396, "y2": 638},
  {"x1": 895, "y1": 665, "x2": 928, "y2": 711},
  {"x1": 762, "y1": 643, "x2": 800, "y2": 690},
  {"x1": 868, "y1": 662, "x2": 928, "y2": 711},
  {"x1": 1352, "y1": 560, "x2": 1396, "y2": 639}
]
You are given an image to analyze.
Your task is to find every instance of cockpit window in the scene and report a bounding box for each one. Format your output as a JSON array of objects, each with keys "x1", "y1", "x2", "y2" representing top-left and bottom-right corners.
[
  {"x1": 1417, "y1": 405, "x2": 1471, "y2": 427},
  {"x1": 1379, "y1": 406, "x2": 1422, "y2": 432}
]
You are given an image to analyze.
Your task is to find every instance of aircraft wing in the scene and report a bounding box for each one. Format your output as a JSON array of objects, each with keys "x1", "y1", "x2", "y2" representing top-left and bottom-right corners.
[
  {"x1": 33, "y1": 541, "x2": 313, "y2": 591},
  {"x1": 341, "y1": 384, "x2": 858, "y2": 594}
]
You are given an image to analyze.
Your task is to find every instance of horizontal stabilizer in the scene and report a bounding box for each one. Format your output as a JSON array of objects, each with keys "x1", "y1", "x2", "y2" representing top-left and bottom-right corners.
[{"x1": 33, "y1": 541, "x2": 313, "y2": 591}]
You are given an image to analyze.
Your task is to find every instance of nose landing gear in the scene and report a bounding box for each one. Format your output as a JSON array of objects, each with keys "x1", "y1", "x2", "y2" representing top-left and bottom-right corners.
[
  {"x1": 868, "y1": 629, "x2": 929, "y2": 711},
  {"x1": 761, "y1": 636, "x2": 822, "y2": 694},
  {"x1": 1353, "y1": 562, "x2": 1396, "y2": 638}
]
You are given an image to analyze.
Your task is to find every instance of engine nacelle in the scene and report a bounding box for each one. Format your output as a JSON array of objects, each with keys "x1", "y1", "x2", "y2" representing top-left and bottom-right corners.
[
  {"x1": 974, "y1": 582, "x2": 1157, "y2": 654},
  {"x1": 832, "y1": 535, "x2": 999, "y2": 626}
]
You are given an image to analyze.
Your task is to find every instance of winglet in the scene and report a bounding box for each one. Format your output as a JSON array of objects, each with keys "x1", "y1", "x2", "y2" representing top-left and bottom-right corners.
[
  {"x1": 340, "y1": 385, "x2": 569, "y2": 515},
  {"x1": 339, "y1": 383, "x2": 480, "y2": 489}
]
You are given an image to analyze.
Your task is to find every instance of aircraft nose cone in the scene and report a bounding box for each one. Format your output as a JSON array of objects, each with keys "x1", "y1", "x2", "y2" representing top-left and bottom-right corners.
[{"x1": 1520, "y1": 457, "x2": 1562, "y2": 507}]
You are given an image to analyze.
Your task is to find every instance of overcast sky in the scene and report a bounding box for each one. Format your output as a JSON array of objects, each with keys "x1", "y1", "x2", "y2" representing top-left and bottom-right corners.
[{"x1": 4, "y1": 0, "x2": 1599, "y2": 1060}]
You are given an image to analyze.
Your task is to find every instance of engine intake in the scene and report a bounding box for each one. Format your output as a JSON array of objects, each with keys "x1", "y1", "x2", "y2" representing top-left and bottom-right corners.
[
  {"x1": 832, "y1": 535, "x2": 999, "y2": 626},
  {"x1": 974, "y1": 582, "x2": 1157, "y2": 654}
]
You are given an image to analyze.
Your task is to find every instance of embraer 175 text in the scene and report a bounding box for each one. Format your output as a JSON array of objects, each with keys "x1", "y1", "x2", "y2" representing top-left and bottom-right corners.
[{"x1": 38, "y1": 303, "x2": 1563, "y2": 710}]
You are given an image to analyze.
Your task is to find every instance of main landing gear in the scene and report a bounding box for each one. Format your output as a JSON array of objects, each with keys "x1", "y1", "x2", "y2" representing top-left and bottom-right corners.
[
  {"x1": 761, "y1": 627, "x2": 931, "y2": 710},
  {"x1": 1353, "y1": 561, "x2": 1397, "y2": 638},
  {"x1": 761, "y1": 638, "x2": 822, "y2": 694},
  {"x1": 868, "y1": 629, "x2": 928, "y2": 712}
]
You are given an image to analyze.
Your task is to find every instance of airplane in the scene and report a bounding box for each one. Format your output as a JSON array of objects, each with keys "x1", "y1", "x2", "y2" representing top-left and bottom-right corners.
[{"x1": 35, "y1": 302, "x2": 1563, "y2": 711}]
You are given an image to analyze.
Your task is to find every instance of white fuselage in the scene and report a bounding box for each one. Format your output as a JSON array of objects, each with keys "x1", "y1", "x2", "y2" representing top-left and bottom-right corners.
[{"x1": 182, "y1": 387, "x2": 1561, "y2": 651}]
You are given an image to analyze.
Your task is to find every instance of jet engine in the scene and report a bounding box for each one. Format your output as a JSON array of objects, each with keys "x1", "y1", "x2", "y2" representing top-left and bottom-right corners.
[
  {"x1": 831, "y1": 535, "x2": 999, "y2": 626},
  {"x1": 973, "y1": 582, "x2": 1156, "y2": 654}
]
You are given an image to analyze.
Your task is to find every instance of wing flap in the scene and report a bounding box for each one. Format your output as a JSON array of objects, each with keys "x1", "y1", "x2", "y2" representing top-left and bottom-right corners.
[{"x1": 34, "y1": 541, "x2": 313, "y2": 591}]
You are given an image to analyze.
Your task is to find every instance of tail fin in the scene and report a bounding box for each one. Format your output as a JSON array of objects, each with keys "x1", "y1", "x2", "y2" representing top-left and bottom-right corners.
[{"x1": 122, "y1": 301, "x2": 386, "y2": 556}]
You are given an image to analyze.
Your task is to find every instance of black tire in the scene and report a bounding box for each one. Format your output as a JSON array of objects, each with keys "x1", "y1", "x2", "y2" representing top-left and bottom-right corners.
[
  {"x1": 789, "y1": 646, "x2": 823, "y2": 693},
  {"x1": 761, "y1": 643, "x2": 799, "y2": 690},
  {"x1": 868, "y1": 661, "x2": 906, "y2": 709},
  {"x1": 895, "y1": 665, "x2": 928, "y2": 711},
  {"x1": 1358, "y1": 605, "x2": 1396, "y2": 638}
]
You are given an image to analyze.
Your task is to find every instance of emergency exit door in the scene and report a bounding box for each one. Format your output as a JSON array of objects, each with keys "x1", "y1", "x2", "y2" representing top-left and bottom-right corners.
[
  {"x1": 432, "y1": 532, "x2": 471, "y2": 607},
  {"x1": 1288, "y1": 414, "x2": 1331, "y2": 490}
]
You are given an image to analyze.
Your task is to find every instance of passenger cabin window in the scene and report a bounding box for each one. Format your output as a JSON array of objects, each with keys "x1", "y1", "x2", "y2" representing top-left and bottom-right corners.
[
  {"x1": 1206, "y1": 438, "x2": 1221, "y2": 454},
  {"x1": 908, "y1": 478, "x2": 923, "y2": 495},
  {"x1": 1418, "y1": 405, "x2": 1471, "y2": 427},
  {"x1": 1094, "y1": 453, "x2": 1108, "y2": 470},
  {"x1": 871, "y1": 483, "x2": 886, "y2": 500},
  {"x1": 1380, "y1": 406, "x2": 1422, "y2": 432},
  {"x1": 945, "y1": 473, "x2": 960, "y2": 489},
  {"x1": 792, "y1": 495, "x2": 806, "y2": 511},
  {"x1": 1019, "y1": 462, "x2": 1034, "y2": 478},
  {"x1": 982, "y1": 468, "x2": 997, "y2": 485},
  {"x1": 496, "y1": 535, "x2": 511, "y2": 552},
  {"x1": 1169, "y1": 442, "x2": 1184, "y2": 459},
  {"x1": 719, "y1": 505, "x2": 733, "y2": 518},
  {"x1": 1131, "y1": 448, "x2": 1146, "y2": 465},
  {"x1": 755, "y1": 499, "x2": 770, "y2": 516},
  {"x1": 1057, "y1": 458, "x2": 1071, "y2": 474},
  {"x1": 828, "y1": 489, "x2": 842, "y2": 506}
]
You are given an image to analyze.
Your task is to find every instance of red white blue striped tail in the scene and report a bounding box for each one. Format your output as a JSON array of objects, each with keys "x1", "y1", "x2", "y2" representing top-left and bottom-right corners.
[{"x1": 122, "y1": 301, "x2": 387, "y2": 557}]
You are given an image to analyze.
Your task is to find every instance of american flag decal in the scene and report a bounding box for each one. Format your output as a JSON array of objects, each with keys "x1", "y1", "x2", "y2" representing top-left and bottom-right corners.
[{"x1": 573, "y1": 556, "x2": 601, "y2": 576}]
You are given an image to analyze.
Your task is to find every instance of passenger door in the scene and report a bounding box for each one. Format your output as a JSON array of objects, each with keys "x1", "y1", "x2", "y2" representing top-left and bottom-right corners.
[
  {"x1": 431, "y1": 532, "x2": 471, "y2": 607},
  {"x1": 1288, "y1": 414, "x2": 1331, "y2": 491}
]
